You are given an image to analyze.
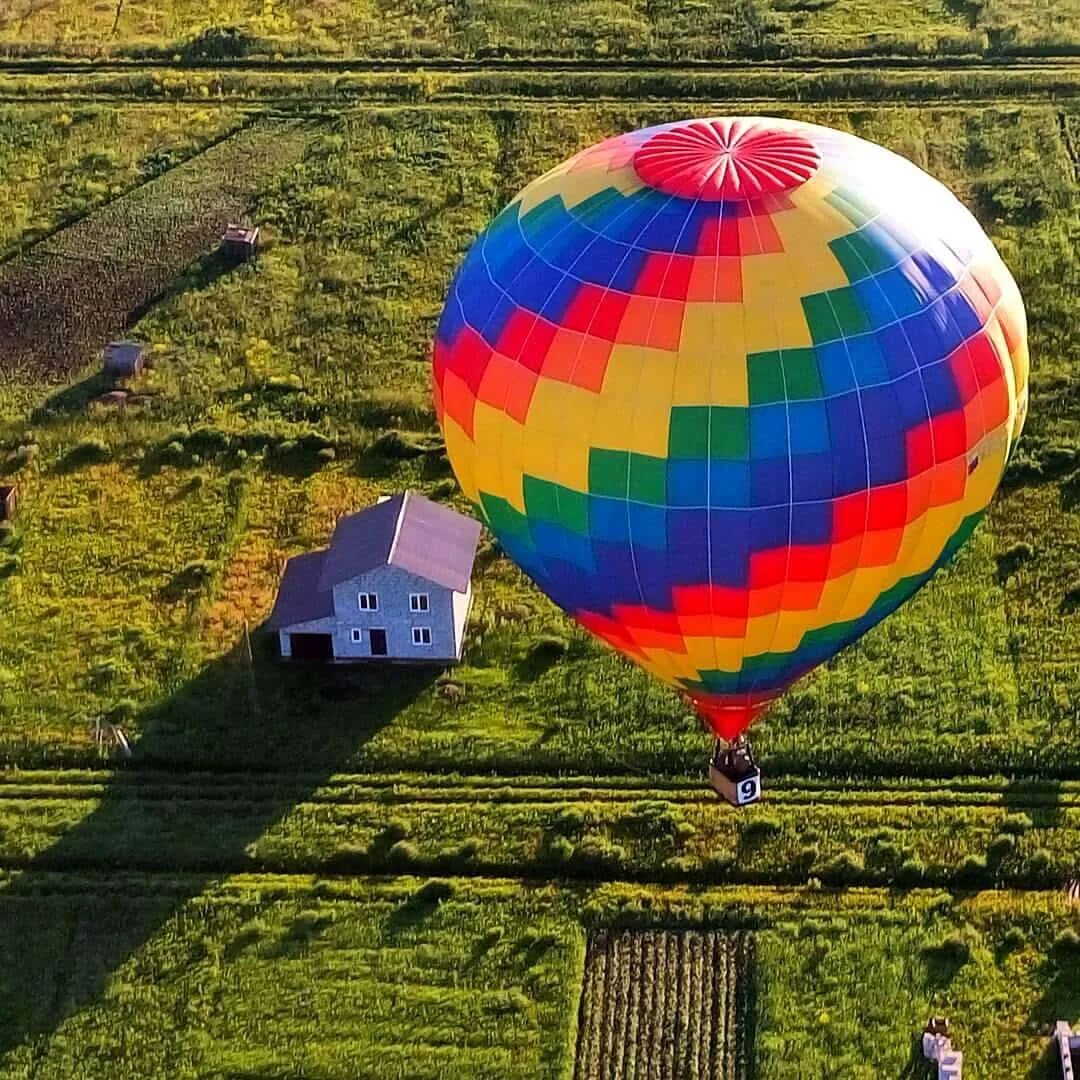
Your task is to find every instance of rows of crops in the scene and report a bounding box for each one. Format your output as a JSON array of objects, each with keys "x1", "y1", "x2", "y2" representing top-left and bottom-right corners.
[{"x1": 575, "y1": 930, "x2": 753, "y2": 1079}]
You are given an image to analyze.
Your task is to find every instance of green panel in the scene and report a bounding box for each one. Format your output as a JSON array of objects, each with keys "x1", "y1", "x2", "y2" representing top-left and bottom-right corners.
[
  {"x1": 479, "y1": 493, "x2": 533, "y2": 542},
  {"x1": 802, "y1": 289, "x2": 870, "y2": 344},
  {"x1": 781, "y1": 348, "x2": 823, "y2": 400},
  {"x1": 668, "y1": 407, "x2": 710, "y2": 459},
  {"x1": 628, "y1": 453, "x2": 667, "y2": 505},
  {"x1": 709, "y1": 407, "x2": 749, "y2": 459},
  {"x1": 825, "y1": 186, "x2": 878, "y2": 228},
  {"x1": 747, "y1": 351, "x2": 786, "y2": 404},
  {"x1": 830, "y1": 287, "x2": 871, "y2": 336},
  {"x1": 588, "y1": 448, "x2": 629, "y2": 497},
  {"x1": 522, "y1": 475, "x2": 590, "y2": 535},
  {"x1": 830, "y1": 228, "x2": 897, "y2": 282}
]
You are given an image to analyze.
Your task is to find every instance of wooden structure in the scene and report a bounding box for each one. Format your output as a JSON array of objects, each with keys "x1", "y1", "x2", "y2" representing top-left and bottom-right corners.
[
  {"x1": 103, "y1": 341, "x2": 146, "y2": 380},
  {"x1": 0, "y1": 485, "x2": 16, "y2": 522},
  {"x1": 221, "y1": 223, "x2": 260, "y2": 262},
  {"x1": 709, "y1": 740, "x2": 762, "y2": 807},
  {"x1": 1057, "y1": 1022, "x2": 1080, "y2": 1080},
  {"x1": 922, "y1": 1017, "x2": 963, "y2": 1080}
]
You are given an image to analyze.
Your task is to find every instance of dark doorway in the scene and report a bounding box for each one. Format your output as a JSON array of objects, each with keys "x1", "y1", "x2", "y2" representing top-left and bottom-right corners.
[
  {"x1": 289, "y1": 633, "x2": 333, "y2": 661},
  {"x1": 369, "y1": 628, "x2": 388, "y2": 656}
]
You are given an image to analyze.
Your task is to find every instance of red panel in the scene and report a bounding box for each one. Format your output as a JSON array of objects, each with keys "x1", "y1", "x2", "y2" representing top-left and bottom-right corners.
[
  {"x1": 749, "y1": 548, "x2": 787, "y2": 588},
  {"x1": 697, "y1": 213, "x2": 742, "y2": 256},
  {"x1": 692, "y1": 692, "x2": 775, "y2": 740},
  {"x1": 930, "y1": 410, "x2": 967, "y2": 462},
  {"x1": 905, "y1": 422, "x2": 934, "y2": 475},
  {"x1": 867, "y1": 483, "x2": 908, "y2": 532},
  {"x1": 948, "y1": 344, "x2": 979, "y2": 405},
  {"x1": 518, "y1": 316, "x2": 559, "y2": 374},
  {"x1": 832, "y1": 491, "x2": 869, "y2": 543},
  {"x1": 967, "y1": 333, "x2": 1003, "y2": 389},
  {"x1": 502, "y1": 368, "x2": 538, "y2": 423},
  {"x1": 440, "y1": 369, "x2": 477, "y2": 439},
  {"x1": 786, "y1": 544, "x2": 831, "y2": 582}
]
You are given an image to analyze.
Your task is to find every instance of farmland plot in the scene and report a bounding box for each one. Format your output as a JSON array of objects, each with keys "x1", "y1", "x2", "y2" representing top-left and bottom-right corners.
[
  {"x1": 574, "y1": 930, "x2": 753, "y2": 1080},
  {"x1": 0, "y1": 118, "x2": 314, "y2": 384}
]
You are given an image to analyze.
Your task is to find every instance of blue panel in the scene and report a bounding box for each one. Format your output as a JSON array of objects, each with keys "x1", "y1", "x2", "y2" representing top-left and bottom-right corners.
[
  {"x1": 845, "y1": 333, "x2": 891, "y2": 385},
  {"x1": 668, "y1": 460, "x2": 708, "y2": 507},
  {"x1": 816, "y1": 341, "x2": 858, "y2": 395},
  {"x1": 911, "y1": 248, "x2": 958, "y2": 294},
  {"x1": 668, "y1": 510, "x2": 710, "y2": 580},
  {"x1": 542, "y1": 218, "x2": 597, "y2": 272},
  {"x1": 790, "y1": 500, "x2": 832, "y2": 545},
  {"x1": 788, "y1": 400, "x2": 830, "y2": 455},
  {"x1": 750, "y1": 404, "x2": 788, "y2": 459},
  {"x1": 920, "y1": 357, "x2": 961, "y2": 414},
  {"x1": 589, "y1": 496, "x2": 630, "y2": 543},
  {"x1": 825, "y1": 392, "x2": 865, "y2": 450},
  {"x1": 482, "y1": 292, "x2": 519, "y2": 346},
  {"x1": 590, "y1": 543, "x2": 645, "y2": 609},
  {"x1": 637, "y1": 202, "x2": 693, "y2": 253},
  {"x1": 901, "y1": 309, "x2": 951, "y2": 367},
  {"x1": 929, "y1": 297, "x2": 966, "y2": 355},
  {"x1": 751, "y1": 459, "x2": 791, "y2": 507},
  {"x1": 436, "y1": 287, "x2": 465, "y2": 346},
  {"x1": 860, "y1": 219, "x2": 913, "y2": 267},
  {"x1": 866, "y1": 265, "x2": 925, "y2": 320},
  {"x1": 506, "y1": 256, "x2": 563, "y2": 311},
  {"x1": 709, "y1": 461, "x2": 751, "y2": 507},
  {"x1": 791, "y1": 453, "x2": 833, "y2": 501},
  {"x1": 572, "y1": 235, "x2": 629, "y2": 285},
  {"x1": 628, "y1": 503, "x2": 668, "y2": 550},
  {"x1": 709, "y1": 510, "x2": 750, "y2": 587},
  {"x1": 749, "y1": 505, "x2": 789, "y2": 550},
  {"x1": 609, "y1": 245, "x2": 650, "y2": 292},
  {"x1": 540, "y1": 273, "x2": 582, "y2": 322},
  {"x1": 634, "y1": 548, "x2": 674, "y2": 608},
  {"x1": 943, "y1": 288, "x2": 982, "y2": 339},
  {"x1": 853, "y1": 276, "x2": 899, "y2": 328},
  {"x1": 484, "y1": 223, "x2": 535, "y2": 283},
  {"x1": 867, "y1": 433, "x2": 906, "y2": 486},
  {"x1": 532, "y1": 521, "x2": 596, "y2": 572},
  {"x1": 832, "y1": 449, "x2": 869, "y2": 496},
  {"x1": 894, "y1": 372, "x2": 929, "y2": 427},
  {"x1": 876, "y1": 322, "x2": 919, "y2": 380},
  {"x1": 860, "y1": 385, "x2": 901, "y2": 438}
]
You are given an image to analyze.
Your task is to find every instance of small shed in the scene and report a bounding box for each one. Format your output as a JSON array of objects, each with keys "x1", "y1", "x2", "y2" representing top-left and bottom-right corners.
[
  {"x1": 0, "y1": 485, "x2": 16, "y2": 522},
  {"x1": 103, "y1": 341, "x2": 147, "y2": 380},
  {"x1": 1056, "y1": 1021, "x2": 1079, "y2": 1080},
  {"x1": 221, "y1": 223, "x2": 260, "y2": 262}
]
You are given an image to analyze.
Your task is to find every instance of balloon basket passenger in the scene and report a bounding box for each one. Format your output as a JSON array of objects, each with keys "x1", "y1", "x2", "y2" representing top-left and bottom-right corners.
[{"x1": 709, "y1": 738, "x2": 762, "y2": 807}]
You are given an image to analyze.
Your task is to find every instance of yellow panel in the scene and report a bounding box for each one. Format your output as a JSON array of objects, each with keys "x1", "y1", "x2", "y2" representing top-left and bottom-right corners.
[
  {"x1": 740, "y1": 253, "x2": 814, "y2": 352},
  {"x1": 516, "y1": 161, "x2": 643, "y2": 216},
  {"x1": 442, "y1": 417, "x2": 478, "y2": 504},
  {"x1": 674, "y1": 304, "x2": 749, "y2": 406},
  {"x1": 592, "y1": 345, "x2": 678, "y2": 456},
  {"x1": 524, "y1": 379, "x2": 595, "y2": 490},
  {"x1": 683, "y1": 633, "x2": 745, "y2": 674},
  {"x1": 472, "y1": 403, "x2": 526, "y2": 512}
]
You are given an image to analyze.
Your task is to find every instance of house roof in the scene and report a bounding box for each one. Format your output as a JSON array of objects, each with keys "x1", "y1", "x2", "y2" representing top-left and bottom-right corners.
[
  {"x1": 318, "y1": 490, "x2": 481, "y2": 593},
  {"x1": 104, "y1": 341, "x2": 146, "y2": 369},
  {"x1": 269, "y1": 491, "x2": 482, "y2": 630},
  {"x1": 267, "y1": 550, "x2": 334, "y2": 628}
]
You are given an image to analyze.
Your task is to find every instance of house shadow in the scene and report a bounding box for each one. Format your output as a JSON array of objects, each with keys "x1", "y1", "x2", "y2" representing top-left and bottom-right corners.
[
  {"x1": 1024, "y1": 954, "x2": 1080, "y2": 1079},
  {"x1": 0, "y1": 629, "x2": 438, "y2": 1063}
]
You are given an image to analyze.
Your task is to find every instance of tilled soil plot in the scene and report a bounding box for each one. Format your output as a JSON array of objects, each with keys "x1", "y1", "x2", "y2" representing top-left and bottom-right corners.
[{"x1": 0, "y1": 119, "x2": 314, "y2": 382}]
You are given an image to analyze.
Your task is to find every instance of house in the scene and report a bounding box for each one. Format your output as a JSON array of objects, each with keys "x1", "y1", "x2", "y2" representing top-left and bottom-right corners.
[
  {"x1": 0, "y1": 485, "x2": 15, "y2": 522},
  {"x1": 221, "y1": 223, "x2": 260, "y2": 262},
  {"x1": 922, "y1": 1018, "x2": 963, "y2": 1080},
  {"x1": 268, "y1": 490, "x2": 482, "y2": 664},
  {"x1": 103, "y1": 341, "x2": 147, "y2": 380}
]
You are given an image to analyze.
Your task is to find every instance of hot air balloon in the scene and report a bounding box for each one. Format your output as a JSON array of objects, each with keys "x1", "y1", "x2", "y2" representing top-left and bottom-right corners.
[{"x1": 433, "y1": 116, "x2": 1028, "y2": 802}]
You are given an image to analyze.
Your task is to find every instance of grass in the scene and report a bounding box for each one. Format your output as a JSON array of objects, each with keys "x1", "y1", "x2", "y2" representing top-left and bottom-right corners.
[
  {"x1": 0, "y1": 101, "x2": 1076, "y2": 777},
  {"x1": 0, "y1": 0, "x2": 1076, "y2": 60}
]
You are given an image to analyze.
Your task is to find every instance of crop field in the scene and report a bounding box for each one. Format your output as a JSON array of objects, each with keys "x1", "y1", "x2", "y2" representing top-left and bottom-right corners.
[
  {"x1": 0, "y1": 10, "x2": 1077, "y2": 1080},
  {"x1": 574, "y1": 930, "x2": 753, "y2": 1079}
]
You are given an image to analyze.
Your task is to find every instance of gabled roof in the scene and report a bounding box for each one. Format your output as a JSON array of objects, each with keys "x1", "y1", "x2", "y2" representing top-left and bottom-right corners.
[
  {"x1": 317, "y1": 490, "x2": 481, "y2": 593},
  {"x1": 267, "y1": 550, "x2": 334, "y2": 628},
  {"x1": 269, "y1": 491, "x2": 482, "y2": 630}
]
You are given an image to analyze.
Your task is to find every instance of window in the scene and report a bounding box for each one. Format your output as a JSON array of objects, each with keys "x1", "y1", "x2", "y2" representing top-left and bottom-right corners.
[
  {"x1": 412, "y1": 626, "x2": 432, "y2": 646},
  {"x1": 409, "y1": 593, "x2": 429, "y2": 612},
  {"x1": 351, "y1": 628, "x2": 362, "y2": 643},
  {"x1": 358, "y1": 592, "x2": 378, "y2": 611}
]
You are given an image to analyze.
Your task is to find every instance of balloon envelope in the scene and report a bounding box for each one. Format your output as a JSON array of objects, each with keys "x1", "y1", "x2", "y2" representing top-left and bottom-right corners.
[{"x1": 434, "y1": 116, "x2": 1028, "y2": 740}]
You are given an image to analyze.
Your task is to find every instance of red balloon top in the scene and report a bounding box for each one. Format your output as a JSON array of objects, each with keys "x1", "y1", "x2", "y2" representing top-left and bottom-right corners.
[{"x1": 632, "y1": 118, "x2": 821, "y2": 201}]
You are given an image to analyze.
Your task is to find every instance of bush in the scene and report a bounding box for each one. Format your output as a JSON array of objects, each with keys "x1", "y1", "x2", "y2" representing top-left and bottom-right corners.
[
  {"x1": 896, "y1": 857, "x2": 925, "y2": 885},
  {"x1": 954, "y1": 854, "x2": 989, "y2": 886},
  {"x1": 1001, "y1": 927, "x2": 1027, "y2": 952},
  {"x1": 570, "y1": 836, "x2": 627, "y2": 875},
  {"x1": 924, "y1": 934, "x2": 971, "y2": 967},
  {"x1": 372, "y1": 430, "x2": 428, "y2": 459},
  {"x1": 987, "y1": 834, "x2": 1016, "y2": 863},
  {"x1": 381, "y1": 818, "x2": 409, "y2": 845},
  {"x1": 386, "y1": 840, "x2": 421, "y2": 866},
  {"x1": 546, "y1": 835, "x2": 574, "y2": 864},
  {"x1": 1024, "y1": 848, "x2": 1055, "y2": 881},
  {"x1": 412, "y1": 879, "x2": 454, "y2": 906},
  {"x1": 1052, "y1": 929, "x2": 1080, "y2": 957},
  {"x1": 741, "y1": 815, "x2": 782, "y2": 843},
  {"x1": 181, "y1": 25, "x2": 256, "y2": 61},
  {"x1": 63, "y1": 438, "x2": 109, "y2": 468},
  {"x1": 527, "y1": 634, "x2": 568, "y2": 663},
  {"x1": 995, "y1": 541, "x2": 1035, "y2": 583},
  {"x1": 1000, "y1": 813, "x2": 1033, "y2": 835},
  {"x1": 0, "y1": 522, "x2": 13, "y2": 547},
  {"x1": 552, "y1": 807, "x2": 585, "y2": 835},
  {"x1": 820, "y1": 851, "x2": 864, "y2": 886}
]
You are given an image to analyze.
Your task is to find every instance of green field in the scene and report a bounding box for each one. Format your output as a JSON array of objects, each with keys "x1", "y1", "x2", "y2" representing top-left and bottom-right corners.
[{"x1": 0, "y1": 12, "x2": 1077, "y2": 1079}]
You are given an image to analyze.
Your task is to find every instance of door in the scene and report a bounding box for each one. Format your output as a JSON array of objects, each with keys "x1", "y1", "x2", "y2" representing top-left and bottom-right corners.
[
  {"x1": 289, "y1": 633, "x2": 333, "y2": 662},
  {"x1": 369, "y1": 628, "x2": 388, "y2": 656}
]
